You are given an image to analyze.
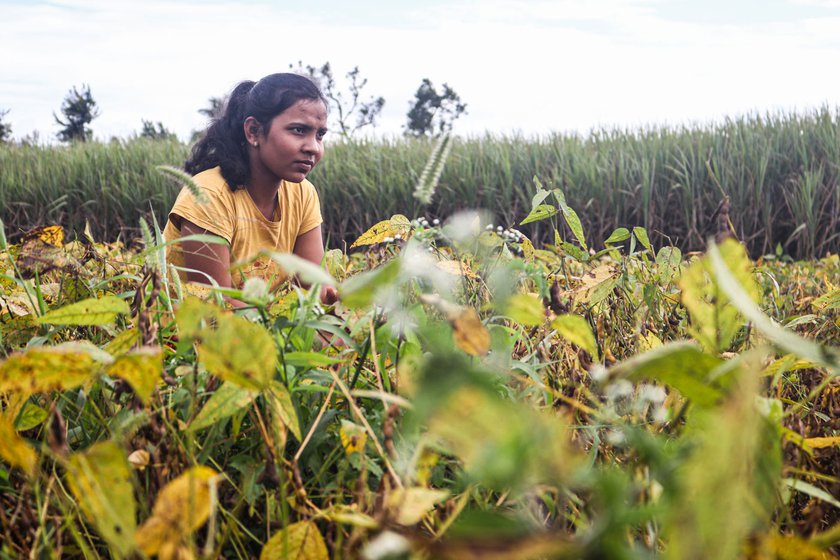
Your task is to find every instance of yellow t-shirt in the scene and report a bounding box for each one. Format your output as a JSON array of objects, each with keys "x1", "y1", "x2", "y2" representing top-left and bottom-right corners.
[{"x1": 163, "y1": 166, "x2": 323, "y2": 288}]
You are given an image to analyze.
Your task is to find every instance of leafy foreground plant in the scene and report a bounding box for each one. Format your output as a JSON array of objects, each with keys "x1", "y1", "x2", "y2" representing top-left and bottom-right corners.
[{"x1": 1, "y1": 197, "x2": 840, "y2": 559}]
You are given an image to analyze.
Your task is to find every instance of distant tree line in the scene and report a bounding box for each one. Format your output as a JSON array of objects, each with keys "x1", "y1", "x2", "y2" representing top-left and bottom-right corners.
[{"x1": 0, "y1": 64, "x2": 466, "y2": 144}]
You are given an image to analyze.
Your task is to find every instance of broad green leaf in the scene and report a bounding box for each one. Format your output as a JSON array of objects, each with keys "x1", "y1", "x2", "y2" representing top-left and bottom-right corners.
[
  {"x1": 135, "y1": 466, "x2": 219, "y2": 557},
  {"x1": 66, "y1": 441, "x2": 137, "y2": 557},
  {"x1": 552, "y1": 189, "x2": 587, "y2": 250},
  {"x1": 106, "y1": 347, "x2": 163, "y2": 404},
  {"x1": 656, "y1": 246, "x2": 682, "y2": 284},
  {"x1": 709, "y1": 243, "x2": 840, "y2": 374},
  {"x1": 0, "y1": 414, "x2": 37, "y2": 476},
  {"x1": 680, "y1": 239, "x2": 761, "y2": 354},
  {"x1": 387, "y1": 487, "x2": 449, "y2": 525},
  {"x1": 339, "y1": 260, "x2": 400, "y2": 309},
  {"x1": 611, "y1": 342, "x2": 723, "y2": 407},
  {"x1": 349, "y1": 215, "x2": 412, "y2": 248},
  {"x1": 561, "y1": 241, "x2": 589, "y2": 262},
  {"x1": 14, "y1": 402, "x2": 48, "y2": 431},
  {"x1": 189, "y1": 381, "x2": 257, "y2": 432},
  {"x1": 0, "y1": 342, "x2": 108, "y2": 395},
  {"x1": 530, "y1": 187, "x2": 551, "y2": 210},
  {"x1": 633, "y1": 226, "x2": 652, "y2": 252},
  {"x1": 38, "y1": 294, "x2": 129, "y2": 326},
  {"x1": 503, "y1": 293, "x2": 545, "y2": 327},
  {"x1": 604, "y1": 227, "x2": 631, "y2": 245},
  {"x1": 266, "y1": 381, "x2": 302, "y2": 442},
  {"x1": 551, "y1": 314, "x2": 598, "y2": 359},
  {"x1": 266, "y1": 252, "x2": 335, "y2": 287},
  {"x1": 177, "y1": 299, "x2": 277, "y2": 391},
  {"x1": 260, "y1": 521, "x2": 328, "y2": 560},
  {"x1": 519, "y1": 204, "x2": 557, "y2": 226},
  {"x1": 282, "y1": 352, "x2": 341, "y2": 369}
]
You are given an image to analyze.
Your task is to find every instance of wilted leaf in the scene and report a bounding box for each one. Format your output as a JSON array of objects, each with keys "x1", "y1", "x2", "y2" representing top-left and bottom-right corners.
[
  {"x1": 266, "y1": 380, "x2": 302, "y2": 442},
  {"x1": 339, "y1": 419, "x2": 367, "y2": 457},
  {"x1": 22, "y1": 225, "x2": 64, "y2": 247},
  {"x1": 803, "y1": 436, "x2": 840, "y2": 450},
  {"x1": 574, "y1": 264, "x2": 620, "y2": 306},
  {"x1": 350, "y1": 215, "x2": 412, "y2": 248},
  {"x1": 38, "y1": 294, "x2": 130, "y2": 326},
  {"x1": 135, "y1": 466, "x2": 218, "y2": 557},
  {"x1": 128, "y1": 449, "x2": 150, "y2": 470},
  {"x1": 0, "y1": 342, "x2": 107, "y2": 395},
  {"x1": 106, "y1": 347, "x2": 163, "y2": 404},
  {"x1": 451, "y1": 307, "x2": 491, "y2": 357},
  {"x1": 551, "y1": 314, "x2": 598, "y2": 359},
  {"x1": 260, "y1": 521, "x2": 328, "y2": 560},
  {"x1": 66, "y1": 441, "x2": 137, "y2": 557},
  {"x1": 0, "y1": 414, "x2": 37, "y2": 476},
  {"x1": 435, "y1": 259, "x2": 478, "y2": 278},
  {"x1": 387, "y1": 487, "x2": 449, "y2": 525}
]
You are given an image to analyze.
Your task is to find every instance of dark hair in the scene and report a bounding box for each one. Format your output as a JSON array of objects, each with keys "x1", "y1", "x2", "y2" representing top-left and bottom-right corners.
[{"x1": 185, "y1": 73, "x2": 327, "y2": 189}]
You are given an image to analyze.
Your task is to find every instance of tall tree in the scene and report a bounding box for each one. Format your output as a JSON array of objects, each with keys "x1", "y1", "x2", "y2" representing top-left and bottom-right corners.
[
  {"x1": 199, "y1": 96, "x2": 227, "y2": 121},
  {"x1": 54, "y1": 84, "x2": 100, "y2": 142},
  {"x1": 139, "y1": 119, "x2": 177, "y2": 141},
  {"x1": 289, "y1": 61, "x2": 385, "y2": 138},
  {"x1": 0, "y1": 108, "x2": 11, "y2": 143},
  {"x1": 405, "y1": 79, "x2": 467, "y2": 137}
]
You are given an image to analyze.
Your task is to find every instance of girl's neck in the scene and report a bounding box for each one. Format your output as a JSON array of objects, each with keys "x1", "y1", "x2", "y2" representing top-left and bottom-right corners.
[{"x1": 246, "y1": 170, "x2": 282, "y2": 221}]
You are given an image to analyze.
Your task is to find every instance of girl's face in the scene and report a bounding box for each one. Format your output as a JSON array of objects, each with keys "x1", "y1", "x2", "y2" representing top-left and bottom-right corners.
[{"x1": 248, "y1": 98, "x2": 328, "y2": 184}]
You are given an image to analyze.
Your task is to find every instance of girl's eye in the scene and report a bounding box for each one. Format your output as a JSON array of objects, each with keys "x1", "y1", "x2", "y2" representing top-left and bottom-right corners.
[
  {"x1": 291, "y1": 126, "x2": 305, "y2": 134},
  {"x1": 317, "y1": 130, "x2": 327, "y2": 140}
]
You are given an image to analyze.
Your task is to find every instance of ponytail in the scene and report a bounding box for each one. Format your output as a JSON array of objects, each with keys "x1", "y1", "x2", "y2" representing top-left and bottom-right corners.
[{"x1": 185, "y1": 73, "x2": 326, "y2": 189}]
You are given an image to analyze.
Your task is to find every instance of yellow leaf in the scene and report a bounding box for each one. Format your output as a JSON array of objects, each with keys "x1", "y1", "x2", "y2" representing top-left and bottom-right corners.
[
  {"x1": 65, "y1": 441, "x2": 137, "y2": 557},
  {"x1": 503, "y1": 293, "x2": 545, "y2": 326},
  {"x1": 106, "y1": 347, "x2": 163, "y2": 404},
  {"x1": 22, "y1": 225, "x2": 64, "y2": 247},
  {"x1": 639, "y1": 331, "x2": 663, "y2": 352},
  {"x1": 349, "y1": 214, "x2": 412, "y2": 248},
  {"x1": 189, "y1": 381, "x2": 257, "y2": 432},
  {"x1": 387, "y1": 487, "x2": 449, "y2": 525},
  {"x1": 434, "y1": 259, "x2": 477, "y2": 279},
  {"x1": 574, "y1": 264, "x2": 620, "y2": 305},
  {"x1": 135, "y1": 466, "x2": 219, "y2": 557},
  {"x1": 38, "y1": 294, "x2": 130, "y2": 326},
  {"x1": 339, "y1": 419, "x2": 367, "y2": 456},
  {"x1": 0, "y1": 343, "x2": 107, "y2": 395},
  {"x1": 416, "y1": 449, "x2": 439, "y2": 487},
  {"x1": 260, "y1": 521, "x2": 328, "y2": 560},
  {"x1": 551, "y1": 314, "x2": 599, "y2": 359},
  {"x1": 803, "y1": 436, "x2": 840, "y2": 449},
  {"x1": 451, "y1": 307, "x2": 491, "y2": 356},
  {"x1": 0, "y1": 414, "x2": 37, "y2": 476},
  {"x1": 104, "y1": 328, "x2": 141, "y2": 357}
]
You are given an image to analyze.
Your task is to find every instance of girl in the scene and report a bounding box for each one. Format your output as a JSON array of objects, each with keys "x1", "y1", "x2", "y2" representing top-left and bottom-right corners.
[{"x1": 163, "y1": 73, "x2": 337, "y2": 306}]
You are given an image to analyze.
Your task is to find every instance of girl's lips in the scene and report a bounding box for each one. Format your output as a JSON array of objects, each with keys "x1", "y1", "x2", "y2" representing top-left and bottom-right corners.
[{"x1": 293, "y1": 161, "x2": 313, "y2": 172}]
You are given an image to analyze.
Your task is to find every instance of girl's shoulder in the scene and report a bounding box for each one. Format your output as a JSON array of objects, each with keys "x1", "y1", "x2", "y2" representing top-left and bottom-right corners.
[{"x1": 192, "y1": 166, "x2": 233, "y2": 196}]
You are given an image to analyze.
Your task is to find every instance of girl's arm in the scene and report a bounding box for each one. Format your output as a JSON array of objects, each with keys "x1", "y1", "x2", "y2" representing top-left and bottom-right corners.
[
  {"x1": 293, "y1": 226, "x2": 339, "y2": 304},
  {"x1": 180, "y1": 219, "x2": 247, "y2": 309}
]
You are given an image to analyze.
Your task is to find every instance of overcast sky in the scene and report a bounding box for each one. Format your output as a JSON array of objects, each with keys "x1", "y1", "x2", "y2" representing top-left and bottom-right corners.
[{"x1": 2, "y1": 0, "x2": 840, "y2": 142}]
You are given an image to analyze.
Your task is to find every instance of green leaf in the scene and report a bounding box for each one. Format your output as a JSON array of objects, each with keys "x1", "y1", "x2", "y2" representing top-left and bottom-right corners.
[
  {"x1": 680, "y1": 239, "x2": 761, "y2": 354},
  {"x1": 551, "y1": 314, "x2": 598, "y2": 359},
  {"x1": 265, "y1": 252, "x2": 335, "y2": 287},
  {"x1": 530, "y1": 187, "x2": 551, "y2": 210},
  {"x1": 176, "y1": 299, "x2": 278, "y2": 391},
  {"x1": 656, "y1": 246, "x2": 682, "y2": 284},
  {"x1": 604, "y1": 227, "x2": 631, "y2": 245},
  {"x1": 552, "y1": 189, "x2": 587, "y2": 250},
  {"x1": 520, "y1": 204, "x2": 558, "y2": 226},
  {"x1": 266, "y1": 381, "x2": 302, "y2": 442},
  {"x1": 261, "y1": 521, "x2": 329, "y2": 560},
  {"x1": 611, "y1": 342, "x2": 724, "y2": 407},
  {"x1": 66, "y1": 441, "x2": 137, "y2": 557},
  {"x1": 14, "y1": 402, "x2": 48, "y2": 431},
  {"x1": 633, "y1": 226, "x2": 652, "y2": 252},
  {"x1": 38, "y1": 295, "x2": 129, "y2": 326},
  {"x1": 561, "y1": 242, "x2": 589, "y2": 262},
  {"x1": 502, "y1": 293, "x2": 545, "y2": 326},
  {"x1": 282, "y1": 352, "x2": 341, "y2": 369},
  {"x1": 339, "y1": 260, "x2": 400, "y2": 309},
  {"x1": 190, "y1": 381, "x2": 257, "y2": 432}
]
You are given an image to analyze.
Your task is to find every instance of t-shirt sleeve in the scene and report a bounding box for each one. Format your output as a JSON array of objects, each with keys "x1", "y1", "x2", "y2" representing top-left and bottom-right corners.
[
  {"x1": 297, "y1": 180, "x2": 323, "y2": 236},
  {"x1": 168, "y1": 184, "x2": 236, "y2": 243}
]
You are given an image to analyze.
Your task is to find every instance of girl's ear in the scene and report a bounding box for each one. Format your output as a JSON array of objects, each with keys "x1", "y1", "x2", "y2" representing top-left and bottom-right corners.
[{"x1": 243, "y1": 116, "x2": 262, "y2": 146}]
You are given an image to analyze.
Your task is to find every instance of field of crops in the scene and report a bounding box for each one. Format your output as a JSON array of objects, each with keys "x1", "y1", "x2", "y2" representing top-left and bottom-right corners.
[
  {"x1": 2, "y1": 175, "x2": 840, "y2": 559},
  {"x1": 2, "y1": 107, "x2": 839, "y2": 259}
]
